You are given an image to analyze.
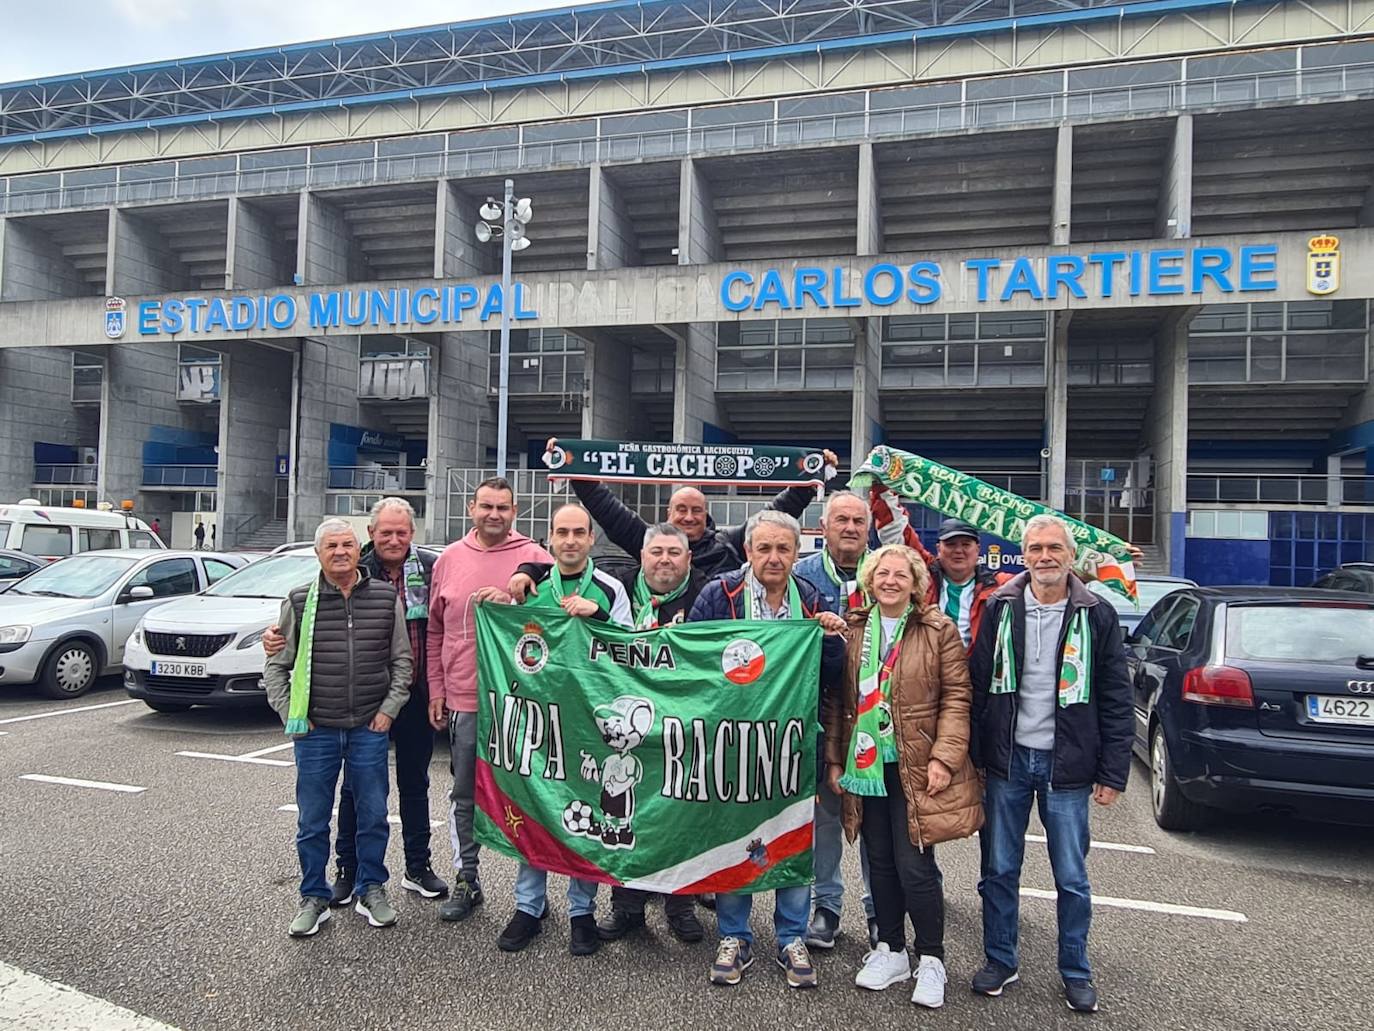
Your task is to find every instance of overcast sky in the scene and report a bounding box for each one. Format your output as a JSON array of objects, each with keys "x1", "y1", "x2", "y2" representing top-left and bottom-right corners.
[{"x1": 1, "y1": 0, "x2": 575, "y2": 83}]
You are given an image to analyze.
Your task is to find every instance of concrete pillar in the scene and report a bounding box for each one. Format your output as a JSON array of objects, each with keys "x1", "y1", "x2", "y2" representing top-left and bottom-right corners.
[
  {"x1": 291, "y1": 336, "x2": 363, "y2": 537},
  {"x1": 296, "y1": 192, "x2": 367, "y2": 287},
  {"x1": 1051, "y1": 125, "x2": 1073, "y2": 247},
  {"x1": 1145, "y1": 307, "x2": 1196, "y2": 577},
  {"x1": 227, "y1": 198, "x2": 292, "y2": 290},
  {"x1": 98, "y1": 342, "x2": 211, "y2": 528},
  {"x1": 0, "y1": 348, "x2": 84, "y2": 499},
  {"x1": 218, "y1": 343, "x2": 294, "y2": 547},
  {"x1": 587, "y1": 165, "x2": 639, "y2": 271},
  {"x1": 107, "y1": 209, "x2": 192, "y2": 295},
  {"x1": 1046, "y1": 312, "x2": 1072, "y2": 510},
  {"x1": 426, "y1": 332, "x2": 490, "y2": 541},
  {"x1": 850, "y1": 319, "x2": 884, "y2": 462},
  {"x1": 0, "y1": 219, "x2": 89, "y2": 300},
  {"x1": 675, "y1": 159, "x2": 726, "y2": 443},
  {"x1": 857, "y1": 143, "x2": 883, "y2": 257},
  {"x1": 579, "y1": 330, "x2": 636, "y2": 439},
  {"x1": 1156, "y1": 115, "x2": 1194, "y2": 240},
  {"x1": 435, "y1": 181, "x2": 494, "y2": 279}
]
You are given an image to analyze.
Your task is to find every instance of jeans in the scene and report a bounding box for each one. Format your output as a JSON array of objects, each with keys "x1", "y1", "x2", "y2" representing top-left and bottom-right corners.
[
  {"x1": 294, "y1": 724, "x2": 390, "y2": 900},
  {"x1": 336, "y1": 688, "x2": 434, "y2": 872},
  {"x1": 447, "y1": 710, "x2": 481, "y2": 887},
  {"x1": 861, "y1": 762, "x2": 944, "y2": 958},
  {"x1": 715, "y1": 885, "x2": 812, "y2": 952},
  {"x1": 514, "y1": 863, "x2": 598, "y2": 918},
  {"x1": 813, "y1": 750, "x2": 875, "y2": 919},
  {"x1": 979, "y1": 745, "x2": 1093, "y2": 981}
]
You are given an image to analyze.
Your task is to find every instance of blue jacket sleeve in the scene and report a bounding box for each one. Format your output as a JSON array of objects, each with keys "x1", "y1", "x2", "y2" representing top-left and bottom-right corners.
[{"x1": 686, "y1": 581, "x2": 726, "y2": 623}]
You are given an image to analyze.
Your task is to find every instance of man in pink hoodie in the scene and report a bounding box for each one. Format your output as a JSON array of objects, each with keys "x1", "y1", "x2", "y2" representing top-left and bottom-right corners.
[{"x1": 429, "y1": 476, "x2": 552, "y2": 924}]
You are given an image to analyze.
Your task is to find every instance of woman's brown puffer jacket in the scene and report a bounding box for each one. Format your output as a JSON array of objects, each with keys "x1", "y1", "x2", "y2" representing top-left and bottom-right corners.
[{"x1": 824, "y1": 604, "x2": 984, "y2": 849}]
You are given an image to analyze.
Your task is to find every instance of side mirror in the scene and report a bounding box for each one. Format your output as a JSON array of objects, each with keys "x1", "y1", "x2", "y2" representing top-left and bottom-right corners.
[
  {"x1": 124, "y1": 585, "x2": 155, "y2": 602},
  {"x1": 1123, "y1": 632, "x2": 1140, "y2": 646}
]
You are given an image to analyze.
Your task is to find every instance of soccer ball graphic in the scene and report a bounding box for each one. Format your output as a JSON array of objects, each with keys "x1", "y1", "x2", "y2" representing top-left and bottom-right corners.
[{"x1": 562, "y1": 800, "x2": 597, "y2": 836}]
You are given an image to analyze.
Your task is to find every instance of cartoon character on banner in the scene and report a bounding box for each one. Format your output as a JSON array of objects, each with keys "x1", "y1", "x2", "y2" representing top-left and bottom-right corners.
[{"x1": 563, "y1": 695, "x2": 655, "y2": 850}]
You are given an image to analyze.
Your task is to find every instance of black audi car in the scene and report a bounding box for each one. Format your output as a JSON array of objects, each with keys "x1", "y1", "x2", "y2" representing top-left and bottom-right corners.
[{"x1": 1126, "y1": 586, "x2": 1374, "y2": 830}]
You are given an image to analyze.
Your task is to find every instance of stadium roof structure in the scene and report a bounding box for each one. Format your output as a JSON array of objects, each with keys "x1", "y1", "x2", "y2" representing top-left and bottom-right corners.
[{"x1": 0, "y1": 0, "x2": 1217, "y2": 142}]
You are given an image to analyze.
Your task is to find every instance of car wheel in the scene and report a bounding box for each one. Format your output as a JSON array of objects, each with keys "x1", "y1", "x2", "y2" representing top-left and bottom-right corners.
[
  {"x1": 145, "y1": 701, "x2": 192, "y2": 714},
  {"x1": 1150, "y1": 723, "x2": 1209, "y2": 831},
  {"x1": 39, "y1": 641, "x2": 99, "y2": 699}
]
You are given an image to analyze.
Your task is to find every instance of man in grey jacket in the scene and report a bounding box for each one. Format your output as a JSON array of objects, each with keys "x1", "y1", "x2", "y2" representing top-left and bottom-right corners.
[{"x1": 264, "y1": 518, "x2": 414, "y2": 938}]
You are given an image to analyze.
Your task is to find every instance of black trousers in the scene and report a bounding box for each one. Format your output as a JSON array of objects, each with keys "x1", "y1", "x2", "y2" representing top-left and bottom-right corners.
[
  {"x1": 335, "y1": 688, "x2": 434, "y2": 872},
  {"x1": 860, "y1": 762, "x2": 945, "y2": 959},
  {"x1": 610, "y1": 885, "x2": 696, "y2": 917}
]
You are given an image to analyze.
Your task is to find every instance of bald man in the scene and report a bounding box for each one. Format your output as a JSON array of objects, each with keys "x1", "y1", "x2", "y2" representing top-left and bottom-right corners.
[{"x1": 545, "y1": 438, "x2": 834, "y2": 578}]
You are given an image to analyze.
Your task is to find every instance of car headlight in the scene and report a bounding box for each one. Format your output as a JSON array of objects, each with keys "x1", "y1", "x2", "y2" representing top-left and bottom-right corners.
[
  {"x1": 237, "y1": 628, "x2": 267, "y2": 650},
  {"x1": 129, "y1": 624, "x2": 144, "y2": 648},
  {"x1": 0, "y1": 625, "x2": 32, "y2": 645}
]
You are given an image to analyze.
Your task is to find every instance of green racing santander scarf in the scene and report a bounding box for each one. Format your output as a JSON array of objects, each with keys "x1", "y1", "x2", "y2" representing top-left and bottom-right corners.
[
  {"x1": 631, "y1": 571, "x2": 690, "y2": 630},
  {"x1": 850, "y1": 446, "x2": 1138, "y2": 604},
  {"x1": 743, "y1": 570, "x2": 804, "y2": 621},
  {"x1": 549, "y1": 560, "x2": 596, "y2": 602},
  {"x1": 990, "y1": 603, "x2": 1092, "y2": 707},
  {"x1": 821, "y1": 548, "x2": 869, "y2": 612},
  {"x1": 284, "y1": 577, "x2": 320, "y2": 736},
  {"x1": 840, "y1": 603, "x2": 911, "y2": 796},
  {"x1": 402, "y1": 546, "x2": 428, "y2": 620}
]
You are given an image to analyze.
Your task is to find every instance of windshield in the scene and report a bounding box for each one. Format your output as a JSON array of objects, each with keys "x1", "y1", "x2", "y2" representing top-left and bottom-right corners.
[
  {"x1": 1227, "y1": 604, "x2": 1374, "y2": 664},
  {"x1": 1088, "y1": 578, "x2": 1191, "y2": 614},
  {"x1": 204, "y1": 553, "x2": 318, "y2": 598},
  {"x1": 9, "y1": 554, "x2": 138, "y2": 599}
]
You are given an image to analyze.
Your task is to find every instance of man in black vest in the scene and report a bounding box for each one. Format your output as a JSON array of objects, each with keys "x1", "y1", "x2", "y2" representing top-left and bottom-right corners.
[{"x1": 264, "y1": 519, "x2": 414, "y2": 938}]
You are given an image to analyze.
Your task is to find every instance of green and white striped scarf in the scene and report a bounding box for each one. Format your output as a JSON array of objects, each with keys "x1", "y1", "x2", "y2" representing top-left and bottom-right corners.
[
  {"x1": 990, "y1": 601, "x2": 1092, "y2": 707},
  {"x1": 284, "y1": 577, "x2": 320, "y2": 736},
  {"x1": 631, "y1": 571, "x2": 690, "y2": 630}
]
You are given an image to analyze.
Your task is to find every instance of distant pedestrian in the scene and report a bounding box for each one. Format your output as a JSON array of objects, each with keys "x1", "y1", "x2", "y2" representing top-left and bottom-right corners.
[
  {"x1": 150, "y1": 518, "x2": 161, "y2": 540},
  {"x1": 193, "y1": 521, "x2": 205, "y2": 551},
  {"x1": 263, "y1": 518, "x2": 414, "y2": 939},
  {"x1": 211, "y1": 524, "x2": 217, "y2": 549}
]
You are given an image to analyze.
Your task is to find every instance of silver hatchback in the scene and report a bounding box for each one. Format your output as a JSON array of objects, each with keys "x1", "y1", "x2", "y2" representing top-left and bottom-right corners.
[{"x1": 0, "y1": 549, "x2": 248, "y2": 698}]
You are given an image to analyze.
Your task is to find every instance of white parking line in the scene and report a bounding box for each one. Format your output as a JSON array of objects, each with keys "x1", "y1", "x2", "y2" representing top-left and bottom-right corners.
[
  {"x1": 277, "y1": 803, "x2": 445, "y2": 828},
  {"x1": 20, "y1": 774, "x2": 146, "y2": 794},
  {"x1": 1020, "y1": 887, "x2": 1247, "y2": 923},
  {"x1": 0, "y1": 960, "x2": 183, "y2": 1030},
  {"x1": 0, "y1": 699, "x2": 139, "y2": 725},
  {"x1": 240, "y1": 742, "x2": 295, "y2": 759},
  {"x1": 975, "y1": 831, "x2": 1157, "y2": 856},
  {"x1": 176, "y1": 751, "x2": 293, "y2": 767}
]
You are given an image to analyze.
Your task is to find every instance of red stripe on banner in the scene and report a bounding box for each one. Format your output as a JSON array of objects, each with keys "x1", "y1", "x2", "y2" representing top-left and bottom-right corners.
[
  {"x1": 674, "y1": 822, "x2": 814, "y2": 896},
  {"x1": 474, "y1": 761, "x2": 617, "y2": 884},
  {"x1": 855, "y1": 687, "x2": 882, "y2": 716}
]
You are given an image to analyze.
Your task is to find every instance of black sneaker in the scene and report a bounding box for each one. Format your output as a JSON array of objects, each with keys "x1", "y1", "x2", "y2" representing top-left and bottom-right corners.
[
  {"x1": 402, "y1": 864, "x2": 450, "y2": 899},
  {"x1": 1064, "y1": 979, "x2": 1100, "y2": 1013},
  {"x1": 329, "y1": 866, "x2": 355, "y2": 908},
  {"x1": 596, "y1": 908, "x2": 646, "y2": 941},
  {"x1": 805, "y1": 907, "x2": 839, "y2": 949},
  {"x1": 438, "y1": 880, "x2": 483, "y2": 923},
  {"x1": 497, "y1": 908, "x2": 546, "y2": 952},
  {"x1": 971, "y1": 961, "x2": 1020, "y2": 997},
  {"x1": 570, "y1": 914, "x2": 601, "y2": 956},
  {"x1": 666, "y1": 908, "x2": 705, "y2": 944}
]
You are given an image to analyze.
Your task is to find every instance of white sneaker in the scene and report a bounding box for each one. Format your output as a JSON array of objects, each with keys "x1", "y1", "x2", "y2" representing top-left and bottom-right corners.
[
  {"x1": 854, "y1": 942, "x2": 911, "y2": 991},
  {"x1": 911, "y1": 955, "x2": 947, "y2": 1008}
]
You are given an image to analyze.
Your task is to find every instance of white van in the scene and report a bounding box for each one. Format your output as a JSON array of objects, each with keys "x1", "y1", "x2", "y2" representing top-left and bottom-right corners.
[{"x1": 0, "y1": 501, "x2": 166, "y2": 560}]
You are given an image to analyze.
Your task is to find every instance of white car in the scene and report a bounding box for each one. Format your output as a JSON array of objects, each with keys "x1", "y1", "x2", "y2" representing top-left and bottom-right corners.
[
  {"x1": 0, "y1": 550, "x2": 248, "y2": 698},
  {"x1": 123, "y1": 549, "x2": 321, "y2": 713}
]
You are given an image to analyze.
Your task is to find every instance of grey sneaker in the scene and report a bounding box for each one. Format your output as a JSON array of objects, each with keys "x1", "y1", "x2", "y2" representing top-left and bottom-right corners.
[
  {"x1": 288, "y1": 896, "x2": 331, "y2": 938},
  {"x1": 355, "y1": 886, "x2": 398, "y2": 928}
]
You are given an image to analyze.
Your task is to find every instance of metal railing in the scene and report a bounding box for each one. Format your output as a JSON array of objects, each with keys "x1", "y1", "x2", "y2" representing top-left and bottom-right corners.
[
  {"x1": 4, "y1": 48, "x2": 1373, "y2": 216},
  {"x1": 327, "y1": 492, "x2": 429, "y2": 518},
  {"x1": 27, "y1": 487, "x2": 97, "y2": 508},
  {"x1": 33, "y1": 463, "x2": 97, "y2": 485},
  {"x1": 327, "y1": 466, "x2": 426, "y2": 491},
  {"x1": 359, "y1": 355, "x2": 430, "y2": 401},
  {"x1": 1187, "y1": 473, "x2": 1374, "y2": 507},
  {"x1": 142, "y1": 464, "x2": 217, "y2": 487}
]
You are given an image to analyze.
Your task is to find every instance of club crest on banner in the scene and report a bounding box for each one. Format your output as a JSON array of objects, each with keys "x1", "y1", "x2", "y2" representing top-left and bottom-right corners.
[
  {"x1": 104, "y1": 296, "x2": 127, "y2": 339},
  {"x1": 514, "y1": 622, "x2": 549, "y2": 675},
  {"x1": 1306, "y1": 234, "x2": 1340, "y2": 296},
  {"x1": 722, "y1": 638, "x2": 766, "y2": 684}
]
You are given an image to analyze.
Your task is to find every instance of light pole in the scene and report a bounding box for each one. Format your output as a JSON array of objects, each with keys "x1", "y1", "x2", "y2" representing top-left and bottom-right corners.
[{"x1": 476, "y1": 179, "x2": 533, "y2": 478}]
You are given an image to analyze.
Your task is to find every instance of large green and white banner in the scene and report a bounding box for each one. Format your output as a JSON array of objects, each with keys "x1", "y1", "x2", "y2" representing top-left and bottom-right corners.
[{"x1": 474, "y1": 604, "x2": 821, "y2": 894}]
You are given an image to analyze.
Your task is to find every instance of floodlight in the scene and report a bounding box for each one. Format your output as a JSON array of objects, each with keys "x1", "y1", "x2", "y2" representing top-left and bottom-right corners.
[
  {"x1": 479, "y1": 199, "x2": 502, "y2": 221},
  {"x1": 514, "y1": 198, "x2": 533, "y2": 223},
  {"x1": 474, "y1": 221, "x2": 494, "y2": 243},
  {"x1": 511, "y1": 236, "x2": 531, "y2": 251}
]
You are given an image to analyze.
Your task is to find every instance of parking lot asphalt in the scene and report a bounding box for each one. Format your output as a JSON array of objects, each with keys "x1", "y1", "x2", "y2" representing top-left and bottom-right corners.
[{"x1": 2, "y1": 679, "x2": 1371, "y2": 1031}]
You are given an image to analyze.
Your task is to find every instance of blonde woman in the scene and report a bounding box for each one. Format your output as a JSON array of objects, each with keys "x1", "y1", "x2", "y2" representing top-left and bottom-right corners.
[{"x1": 824, "y1": 543, "x2": 983, "y2": 1008}]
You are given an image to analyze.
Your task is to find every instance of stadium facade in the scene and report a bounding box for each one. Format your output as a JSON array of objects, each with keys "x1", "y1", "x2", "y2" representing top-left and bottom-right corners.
[{"x1": 0, "y1": 0, "x2": 1371, "y2": 581}]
